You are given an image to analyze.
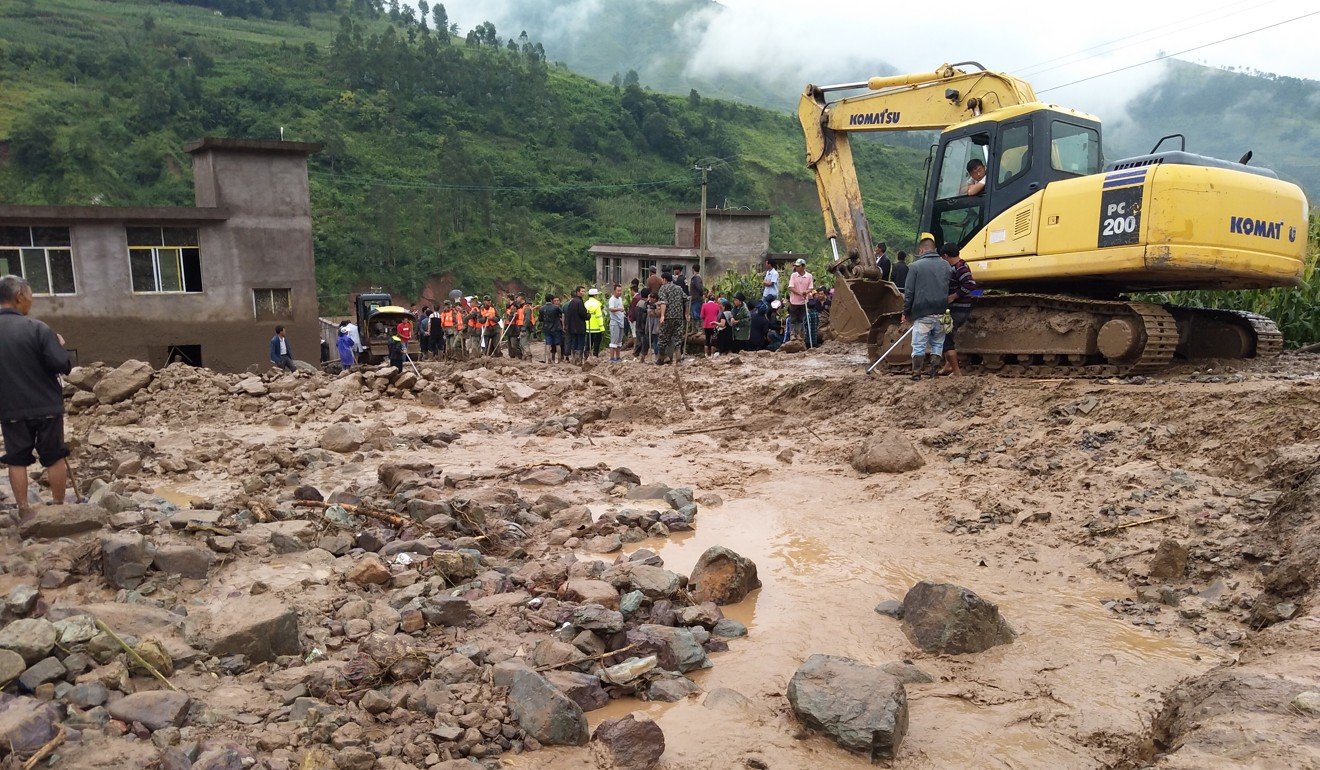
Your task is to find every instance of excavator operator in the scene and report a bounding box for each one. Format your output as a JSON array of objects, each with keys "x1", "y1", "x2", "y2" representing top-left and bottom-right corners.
[{"x1": 960, "y1": 159, "x2": 987, "y2": 196}]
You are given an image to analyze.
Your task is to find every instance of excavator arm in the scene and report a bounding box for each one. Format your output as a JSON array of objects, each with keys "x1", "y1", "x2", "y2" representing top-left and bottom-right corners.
[{"x1": 798, "y1": 63, "x2": 1036, "y2": 275}]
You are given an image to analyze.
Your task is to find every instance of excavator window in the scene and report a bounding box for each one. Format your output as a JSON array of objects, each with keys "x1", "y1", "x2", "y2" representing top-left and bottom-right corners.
[
  {"x1": 997, "y1": 121, "x2": 1032, "y2": 186},
  {"x1": 935, "y1": 133, "x2": 991, "y2": 200},
  {"x1": 1051, "y1": 121, "x2": 1101, "y2": 175}
]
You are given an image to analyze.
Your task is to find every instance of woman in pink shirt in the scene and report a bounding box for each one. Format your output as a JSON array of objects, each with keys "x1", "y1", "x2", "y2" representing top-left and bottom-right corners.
[{"x1": 700, "y1": 292, "x2": 721, "y2": 357}]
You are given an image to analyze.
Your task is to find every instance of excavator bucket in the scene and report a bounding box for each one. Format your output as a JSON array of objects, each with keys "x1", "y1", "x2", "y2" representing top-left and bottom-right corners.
[{"x1": 830, "y1": 276, "x2": 905, "y2": 342}]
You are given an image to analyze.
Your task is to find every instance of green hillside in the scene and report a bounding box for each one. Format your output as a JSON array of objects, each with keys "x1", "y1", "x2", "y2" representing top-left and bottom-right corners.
[
  {"x1": 0, "y1": 0, "x2": 926, "y2": 309},
  {"x1": 1106, "y1": 60, "x2": 1319, "y2": 197}
]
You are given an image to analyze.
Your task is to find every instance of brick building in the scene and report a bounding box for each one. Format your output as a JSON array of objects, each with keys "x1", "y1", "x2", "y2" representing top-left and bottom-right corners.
[{"x1": 0, "y1": 138, "x2": 320, "y2": 372}]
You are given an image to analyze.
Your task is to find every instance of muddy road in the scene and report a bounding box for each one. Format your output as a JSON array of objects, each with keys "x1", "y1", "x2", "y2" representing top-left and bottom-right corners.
[{"x1": 3, "y1": 346, "x2": 1319, "y2": 769}]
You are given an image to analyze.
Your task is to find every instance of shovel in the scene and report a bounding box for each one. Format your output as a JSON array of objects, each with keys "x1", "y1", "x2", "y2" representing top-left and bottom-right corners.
[{"x1": 865, "y1": 325, "x2": 915, "y2": 377}]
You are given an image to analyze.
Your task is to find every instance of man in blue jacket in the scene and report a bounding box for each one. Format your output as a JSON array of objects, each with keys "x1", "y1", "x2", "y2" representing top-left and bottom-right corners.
[
  {"x1": 0, "y1": 275, "x2": 72, "y2": 518},
  {"x1": 270, "y1": 325, "x2": 295, "y2": 371}
]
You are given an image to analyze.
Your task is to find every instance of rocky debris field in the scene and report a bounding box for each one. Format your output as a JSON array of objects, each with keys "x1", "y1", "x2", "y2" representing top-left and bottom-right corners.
[{"x1": 0, "y1": 348, "x2": 1317, "y2": 769}]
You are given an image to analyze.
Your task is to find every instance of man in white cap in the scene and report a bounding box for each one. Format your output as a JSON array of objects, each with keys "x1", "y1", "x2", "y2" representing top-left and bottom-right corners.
[{"x1": 786, "y1": 258, "x2": 813, "y2": 343}]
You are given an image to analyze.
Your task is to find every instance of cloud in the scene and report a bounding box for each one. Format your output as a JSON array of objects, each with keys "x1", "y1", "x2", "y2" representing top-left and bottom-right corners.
[{"x1": 427, "y1": 0, "x2": 1317, "y2": 124}]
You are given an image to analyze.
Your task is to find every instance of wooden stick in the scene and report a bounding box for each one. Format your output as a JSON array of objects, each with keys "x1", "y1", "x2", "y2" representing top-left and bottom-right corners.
[
  {"x1": 673, "y1": 423, "x2": 743, "y2": 436},
  {"x1": 293, "y1": 500, "x2": 413, "y2": 530},
  {"x1": 93, "y1": 619, "x2": 178, "y2": 692},
  {"x1": 1294, "y1": 341, "x2": 1320, "y2": 354},
  {"x1": 1089, "y1": 513, "x2": 1176, "y2": 536},
  {"x1": 22, "y1": 726, "x2": 65, "y2": 770},
  {"x1": 1095, "y1": 545, "x2": 1157, "y2": 565},
  {"x1": 534, "y1": 643, "x2": 639, "y2": 673},
  {"x1": 673, "y1": 357, "x2": 694, "y2": 412}
]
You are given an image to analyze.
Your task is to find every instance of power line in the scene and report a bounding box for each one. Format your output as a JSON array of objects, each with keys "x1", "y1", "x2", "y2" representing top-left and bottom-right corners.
[
  {"x1": 1011, "y1": 0, "x2": 1283, "y2": 77},
  {"x1": 307, "y1": 169, "x2": 699, "y2": 193},
  {"x1": 1037, "y1": 9, "x2": 1320, "y2": 93}
]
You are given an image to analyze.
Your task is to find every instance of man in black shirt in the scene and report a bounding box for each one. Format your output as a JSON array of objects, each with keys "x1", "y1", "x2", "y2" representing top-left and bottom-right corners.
[
  {"x1": 539, "y1": 294, "x2": 564, "y2": 363},
  {"x1": 0, "y1": 275, "x2": 72, "y2": 518}
]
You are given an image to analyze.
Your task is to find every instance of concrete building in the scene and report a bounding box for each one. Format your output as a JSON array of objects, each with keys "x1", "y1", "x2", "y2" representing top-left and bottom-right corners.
[
  {"x1": 0, "y1": 138, "x2": 320, "y2": 372},
  {"x1": 590, "y1": 208, "x2": 772, "y2": 287}
]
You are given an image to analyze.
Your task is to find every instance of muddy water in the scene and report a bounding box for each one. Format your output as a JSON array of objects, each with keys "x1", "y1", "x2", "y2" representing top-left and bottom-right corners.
[{"x1": 531, "y1": 453, "x2": 1215, "y2": 769}]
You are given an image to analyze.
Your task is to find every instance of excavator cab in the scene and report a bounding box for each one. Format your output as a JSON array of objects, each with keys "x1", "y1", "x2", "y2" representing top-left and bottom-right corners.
[{"x1": 921, "y1": 106, "x2": 1103, "y2": 250}]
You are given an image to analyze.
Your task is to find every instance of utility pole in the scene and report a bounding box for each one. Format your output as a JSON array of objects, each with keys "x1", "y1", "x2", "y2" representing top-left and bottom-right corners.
[{"x1": 695, "y1": 164, "x2": 712, "y2": 275}]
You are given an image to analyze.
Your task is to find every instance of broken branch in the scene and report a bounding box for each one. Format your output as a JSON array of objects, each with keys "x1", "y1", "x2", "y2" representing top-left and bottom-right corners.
[
  {"x1": 22, "y1": 726, "x2": 66, "y2": 770},
  {"x1": 93, "y1": 619, "x2": 178, "y2": 692},
  {"x1": 1089, "y1": 513, "x2": 1176, "y2": 536},
  {"x1": 534, "y1": 643, "x2": 638, "y2": 673}
]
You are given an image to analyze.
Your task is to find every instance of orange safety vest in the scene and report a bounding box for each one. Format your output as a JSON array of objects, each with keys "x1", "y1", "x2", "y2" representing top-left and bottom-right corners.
[
  {"x1": 482, "y1": 306, "x2": 498, "y2": 328},
  {"x1": 467, "y1": 309, "x2": 483, "y2": 329},
  {"x1": 512, "y1": 305, "x2": 528, "y2": 326},
  {"x1": 442, "y1": 308, "x2": 461, "y2": 329}
]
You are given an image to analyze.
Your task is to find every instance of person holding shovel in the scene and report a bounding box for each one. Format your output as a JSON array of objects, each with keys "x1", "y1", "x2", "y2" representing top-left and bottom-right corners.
[{"x1": 0, "y1": 275, "x2": 72, "y2": 520}]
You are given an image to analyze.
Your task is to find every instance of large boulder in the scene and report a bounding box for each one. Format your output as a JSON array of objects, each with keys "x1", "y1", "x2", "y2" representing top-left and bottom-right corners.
[
  {"x1": 545, "y1": 670, "x2": 609, "y2": 712},
  {"x1": 592, "y1": 713, "x2": 665, "y2": 770},
  {"x1": 0, "y1": 619, "x2": 57, "y2": 665},
  {"x1": 319, "y1": 423, "x2": 364, "y2": 454},
  {"x1": 18, "y1": 503, "x2": 107, "y2": 538},
  {"x1": 900, "y1": 580, "x2": 1015, "y2": 654},
  {"x1": 152, "y1": 543, "x2": 214, "y2": 579},
  {"x1": 107, "y1": 690, "x2": 190, "y2": 731},
  {"x1": 508, "y1": 669, "x2": 589, "y2": 746},
  {"x1": 1148, "y1": 539, "x2": 1189, "y2": 580},
  {"x1": 93, "y1": 360, "x2": 154, "y2": 404},
  {"x1": 101, "y1": 531, "x2": 152, "y2": 589},
  {"x1": 688, "y1": 546, "x2": 761, "y2": 605},
  {"x1": 787, "y1": 654, "x2": 908, "y2": 761},
  {"x1": 0, "y1": 697, "x2": 59, "y2": 757},
  {"x1": 850, "y1": 433, "x2": 924, "y2": 474},
  {"x1": 625, "y1": 625, "x2": 709, "y2": 674},
  {"x1": 561, "y1": 579, "x2": 620, "y2": 610},
  {"x1": 186, "y1": 595, "x2": 300, "y2": 663}
]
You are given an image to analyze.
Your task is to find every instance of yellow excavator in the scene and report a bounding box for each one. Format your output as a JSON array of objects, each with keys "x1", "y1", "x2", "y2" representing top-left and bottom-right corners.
[{"x1": 800, "y1": 63, "x2": 1309, "y2": 375}]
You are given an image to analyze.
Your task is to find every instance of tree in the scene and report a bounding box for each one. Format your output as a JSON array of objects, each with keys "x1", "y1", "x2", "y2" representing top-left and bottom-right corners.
[
  {"x1": 432, "y1": 3, "x2": 448, "y2": 39},
  {"x1": 623, "y1": 69, "x2": 639, "y2": 88},
  {"x1": 688, "y1": 88, "x2": 700, "y2": 108}
]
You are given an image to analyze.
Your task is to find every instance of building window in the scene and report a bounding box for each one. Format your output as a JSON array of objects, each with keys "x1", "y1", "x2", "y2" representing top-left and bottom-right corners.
[
  {"x1": 638, "y1": 260, "x2": 657, "y2": 281},
  {"x1": 253, "y1": 288, "x2": 293, "y2": 320},
  {"x1": 0, "y1": 226, "x2": 76, "y2": 295},
  {"x1": 603, "y1": 258, "x2": 622, "y2": 286},
  {"x1": 128, "y1": 227, "x2": 202, "y2": 293}
]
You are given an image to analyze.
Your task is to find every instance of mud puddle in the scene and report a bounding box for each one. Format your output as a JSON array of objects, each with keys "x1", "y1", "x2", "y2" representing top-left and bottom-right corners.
[{"x1": 541, "y1": 456, "x2": 1214, "y2": 768}]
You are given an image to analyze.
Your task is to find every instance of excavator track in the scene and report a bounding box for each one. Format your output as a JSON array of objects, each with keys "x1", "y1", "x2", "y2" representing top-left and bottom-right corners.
[{"x1": 862, "y1": 294, "x2": 1280, "y2": 378}]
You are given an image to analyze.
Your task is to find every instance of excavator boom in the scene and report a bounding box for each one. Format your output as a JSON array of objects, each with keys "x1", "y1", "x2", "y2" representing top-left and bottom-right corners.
[{"x1": 798, "y1": 64, "x2": 1037, "y2": 336}]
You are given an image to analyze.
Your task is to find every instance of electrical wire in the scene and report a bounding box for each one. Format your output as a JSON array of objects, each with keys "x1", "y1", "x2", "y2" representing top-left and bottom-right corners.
[
  {"x1": 1037, "y1": 9, "x2": 1320, "y2": 93},
  {"x1": 307, "y1": 169, "x2": 699, "y2": 192},
  {"x1": 1011, "y1": 0, "x2": 1285, "y2": 77}
]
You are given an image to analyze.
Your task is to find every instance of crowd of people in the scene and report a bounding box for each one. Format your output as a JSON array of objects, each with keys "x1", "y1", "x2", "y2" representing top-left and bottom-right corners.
[
  {"x1": 346, "y1": 260, "x2": 832, "y2": 368},
  {"x1": 324, "y1": 234, "x2": 979, "y2": 376}
]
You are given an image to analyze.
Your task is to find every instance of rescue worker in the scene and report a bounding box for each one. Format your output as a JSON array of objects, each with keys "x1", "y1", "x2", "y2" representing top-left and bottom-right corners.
[
  {"x1": 584, "y1": 288, "x2": 605, "y2": 359},
  {"x1": 440, "y1": 300, "x2": 463, "y2": 360},
  {"x1": 518, "y1": 292, "x2": 536, "y2": 359},
  {"x1": 387, "y1": 332, "x2": 405, "y2": 370},
  {"x1": 481, "y1": 296, "x2": 500, "y2": 357},
  {"x1": 465, "y1": 298, "x2": 484, "y2": 358},
  {"x1": 506, "y1": 296, "x2": 530, "y2": 359},
  {"x1": 395, "y1": 314, "x2": 413, "y2": 345}
]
